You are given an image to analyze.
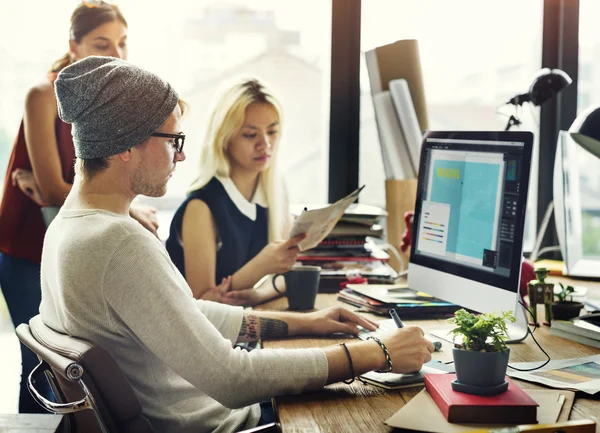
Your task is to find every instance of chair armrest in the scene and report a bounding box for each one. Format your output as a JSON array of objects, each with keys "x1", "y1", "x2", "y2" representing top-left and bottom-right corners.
[{"x1": 27, "y1": 359, "x2": 92, "y2": 415}]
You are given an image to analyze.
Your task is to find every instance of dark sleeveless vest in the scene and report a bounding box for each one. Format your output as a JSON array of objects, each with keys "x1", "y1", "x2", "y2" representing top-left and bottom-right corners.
[{"x1": 166, "y1": 177, "x2": 268, "y2": 284}]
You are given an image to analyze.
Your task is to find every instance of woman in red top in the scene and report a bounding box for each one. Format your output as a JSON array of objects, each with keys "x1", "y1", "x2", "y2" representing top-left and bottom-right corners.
[{"x1": 0, "y1": 1, "x2": 158, "y2": 413}]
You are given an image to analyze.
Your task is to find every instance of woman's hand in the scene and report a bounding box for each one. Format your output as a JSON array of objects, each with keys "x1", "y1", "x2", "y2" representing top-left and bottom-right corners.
[
  {"x1": 130, "y1": 203, "x2": 159, "y2": 237},
  {"x1": 215, "y1": 275, "x2": 233, "y2": 294},
  {"x1": 210, "y1": 278, "x2": 277, "y2": 306},
  {"x1": 252, "y1": 234, "x2": 306, "y2": 276},
  {"x1": 12, "y1": 168, "x2": 48, "y2": 206}
]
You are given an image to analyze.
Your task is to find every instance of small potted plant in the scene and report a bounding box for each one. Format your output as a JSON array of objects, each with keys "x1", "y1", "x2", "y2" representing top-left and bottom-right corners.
[
  {"x1": 448, "y1": 308, "x2": 516, "y2": 396},
  {"x1": 551, "y1": 283, "x2": 584, "y2": 322}
]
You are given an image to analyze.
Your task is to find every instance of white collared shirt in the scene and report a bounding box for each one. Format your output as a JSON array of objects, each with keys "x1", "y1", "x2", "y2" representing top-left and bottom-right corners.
[{"x1": 215, "y1": 175, "x2": 268, "y2": 221}]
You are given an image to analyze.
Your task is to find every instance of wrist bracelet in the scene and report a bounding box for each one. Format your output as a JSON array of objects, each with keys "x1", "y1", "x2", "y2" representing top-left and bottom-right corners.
[
  {"x1": 367, "y1": 336, "x2": 393, "y2": 373},
  {"x1": 339, "y1": 343, "x2": 355, "y2": 384}
]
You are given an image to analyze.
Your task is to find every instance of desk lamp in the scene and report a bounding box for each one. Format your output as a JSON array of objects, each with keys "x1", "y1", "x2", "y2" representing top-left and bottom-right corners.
[
  {"x1": 569, "y1": 105, "x2": 600, "y2": 158},
  {"x1": 504, "y1": 68, "x2": 572, "y2": 130}
]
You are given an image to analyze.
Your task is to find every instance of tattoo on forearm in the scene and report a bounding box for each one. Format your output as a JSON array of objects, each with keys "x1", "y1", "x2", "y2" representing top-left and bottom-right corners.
[
  {"x1": 240, "y1": 315, "x2": 259, "y2": 341},
  {"x1": 238, "y1": 315, "x2": 289, "y2": 342}
]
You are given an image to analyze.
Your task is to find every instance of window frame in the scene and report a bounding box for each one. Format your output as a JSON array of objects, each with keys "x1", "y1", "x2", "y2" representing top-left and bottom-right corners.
[
  {"x1": 537, "y1": 0, "x2": 580, "y2": 256},
  {"x1": 328, "y1": 0, "x2": 361, "y2": 202},
  {"x1": 329, "y1": 0, "x2": 582, "y2": 256}
]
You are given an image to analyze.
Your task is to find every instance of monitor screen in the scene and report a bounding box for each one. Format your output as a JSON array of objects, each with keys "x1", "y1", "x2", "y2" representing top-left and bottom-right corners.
[{"x1": 409, "y1": 131, "x2": 533, "y2": 321}]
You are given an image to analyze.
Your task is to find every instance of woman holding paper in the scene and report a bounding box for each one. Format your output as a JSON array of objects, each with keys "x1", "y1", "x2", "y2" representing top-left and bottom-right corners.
[{"x1": 166, "y1": 77, "x2": 304, "y2": 304}]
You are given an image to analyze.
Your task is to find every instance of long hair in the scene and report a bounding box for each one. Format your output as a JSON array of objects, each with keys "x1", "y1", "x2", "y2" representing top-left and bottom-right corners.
[
  {"x1": 49, "y1": 2, "x2": 127, "y2": 73},
  {"x1": 189, "y1": 77, "x2": 291, "y2": 241}
]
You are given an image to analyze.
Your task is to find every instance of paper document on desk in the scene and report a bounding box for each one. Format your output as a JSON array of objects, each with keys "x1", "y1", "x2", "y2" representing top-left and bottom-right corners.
[
  {"x1": 507, "y1": 354, "x2": 600, "y2": 395},
  {"x1": 289, "y1": 185, "x2": 364, "y2": 251},
  {"x1": 346, "y1": 284, "x2": 438, "y2": 304}
]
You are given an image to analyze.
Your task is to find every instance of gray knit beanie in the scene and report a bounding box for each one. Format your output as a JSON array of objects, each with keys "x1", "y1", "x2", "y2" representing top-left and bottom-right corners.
[{"x1": 55, "y1": 56, "x2": 179, "y2": 159}]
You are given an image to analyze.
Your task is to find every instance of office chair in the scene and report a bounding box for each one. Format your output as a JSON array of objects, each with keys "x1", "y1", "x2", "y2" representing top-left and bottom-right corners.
[{"x1": 16, "y1": 315, "x2": 279, "y2": 433}]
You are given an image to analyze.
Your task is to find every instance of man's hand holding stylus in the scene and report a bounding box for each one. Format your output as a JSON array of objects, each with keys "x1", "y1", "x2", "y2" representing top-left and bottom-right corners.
[{"x1": 380, "y1": 326, "x2": 435, "y2": 374}]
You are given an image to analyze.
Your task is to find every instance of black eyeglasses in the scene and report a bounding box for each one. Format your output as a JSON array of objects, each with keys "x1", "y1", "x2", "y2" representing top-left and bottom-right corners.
[{"x1": 150, "y1": 132, "x2": 185, "y2": 153}]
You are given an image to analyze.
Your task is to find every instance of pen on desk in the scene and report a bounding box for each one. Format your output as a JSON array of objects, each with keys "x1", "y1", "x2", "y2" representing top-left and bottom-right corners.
[{"x1": 389, "y1": 309, "x2": 404, "y2": 328}]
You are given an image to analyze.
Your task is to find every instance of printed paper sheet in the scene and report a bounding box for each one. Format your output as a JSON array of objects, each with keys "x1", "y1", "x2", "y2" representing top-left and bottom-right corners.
[{"x1": 289, "y1": 186, "x2": 364, "y2": 251}]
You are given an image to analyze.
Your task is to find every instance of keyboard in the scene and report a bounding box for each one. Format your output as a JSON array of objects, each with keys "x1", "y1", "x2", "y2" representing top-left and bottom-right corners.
[{"x1": 357, "y1": 319, "x2": 443, "y2": 351}]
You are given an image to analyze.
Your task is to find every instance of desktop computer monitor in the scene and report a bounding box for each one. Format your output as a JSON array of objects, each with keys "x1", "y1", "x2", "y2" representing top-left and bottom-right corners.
[{"x1": 407, "y1": 131, "x2": 534, "y2": 342}]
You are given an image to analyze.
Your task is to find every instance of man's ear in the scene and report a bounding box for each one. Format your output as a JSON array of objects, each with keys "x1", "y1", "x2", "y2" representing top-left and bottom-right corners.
[{"x1": 118, "y1": 148, "x2": 133, "y2": 162}]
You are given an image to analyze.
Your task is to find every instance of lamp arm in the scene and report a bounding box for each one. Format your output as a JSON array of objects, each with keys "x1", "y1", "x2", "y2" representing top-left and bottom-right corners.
[
  {"x1": 505, "y1": 115, "x2": 522, "y2": 131},
  {"x1": 507, "y1": 93, "x2": 531, "y2": 106}
]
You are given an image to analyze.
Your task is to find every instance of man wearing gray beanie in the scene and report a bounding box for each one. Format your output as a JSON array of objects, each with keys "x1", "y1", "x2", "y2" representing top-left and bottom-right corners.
[
  {"x1": 55, "y1": 55, "x2": 180, "y2": 160},
  {"x1": 38, "y1": 57, "x2": 433, "y2": 433}
]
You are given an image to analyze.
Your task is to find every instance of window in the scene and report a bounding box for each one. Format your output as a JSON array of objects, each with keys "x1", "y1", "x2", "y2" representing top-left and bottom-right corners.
[
  {"x1": 359, "y1": 0, "x2": 543, "y2": 251},
  {"x1": 0, "y1": 1, "x2": 331, "y2": 239},
  {"x1": 125, "y1": 1, "x2": 331, "y2": 237},
  {"x1": 576, "y1": 0, "x2": 600, "y2": 257},
  {"x1": 0, "y1": 3, "x2": 83, "y2": 182}
]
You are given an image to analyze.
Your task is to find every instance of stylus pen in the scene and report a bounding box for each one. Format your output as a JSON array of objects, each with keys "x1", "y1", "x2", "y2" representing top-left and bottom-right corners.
[{"x1": 389, "y1": 309, "x2": 404, "y2": 328}]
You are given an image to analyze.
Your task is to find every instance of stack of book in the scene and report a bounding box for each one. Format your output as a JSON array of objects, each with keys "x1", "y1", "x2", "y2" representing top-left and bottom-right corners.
[
  {"x1": 386, "y1": 379, "x2": 579, "y2": 432},
  {"x1": 336, "y1": 284, "x2": 459, "y2": 317},
  {"x1": 550, "y1": 314, "x2": 600, "y2": 349},
  {"x1": 295, "y1": 203, "x2": 398, "y2": 292},
  {"x1": 424, "y1": 374, "x2": 538, "y2": 424}
]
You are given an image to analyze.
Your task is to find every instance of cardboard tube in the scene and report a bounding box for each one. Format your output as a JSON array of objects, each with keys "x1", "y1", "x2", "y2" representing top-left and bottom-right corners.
[{"x1": 385, "y1": 178, "x2": 418, "y2": 272}]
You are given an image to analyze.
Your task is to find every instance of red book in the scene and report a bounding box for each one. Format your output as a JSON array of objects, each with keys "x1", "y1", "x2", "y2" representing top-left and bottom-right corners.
[{"x1": 424, "y1": 374, "x2": 538, "y2": 424}]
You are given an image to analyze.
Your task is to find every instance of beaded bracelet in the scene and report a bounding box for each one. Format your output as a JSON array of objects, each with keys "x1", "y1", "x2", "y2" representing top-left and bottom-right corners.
[
  {"x1": 367, "y1": 336, "x2": 393, "y2": 373},
  {"x1": 339, "y1": 343, "x2": 355, "y2": 384}
]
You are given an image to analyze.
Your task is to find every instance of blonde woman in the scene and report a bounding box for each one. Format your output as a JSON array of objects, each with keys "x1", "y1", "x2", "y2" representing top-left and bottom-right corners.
[{"x1": 166, "y1": 78, "x2": 304, "y2": 304}]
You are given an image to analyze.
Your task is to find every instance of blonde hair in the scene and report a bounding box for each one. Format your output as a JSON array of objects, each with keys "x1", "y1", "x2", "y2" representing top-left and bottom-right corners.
[{"x1": 189, "y1": 77, "x2": 291, "y2": 241}]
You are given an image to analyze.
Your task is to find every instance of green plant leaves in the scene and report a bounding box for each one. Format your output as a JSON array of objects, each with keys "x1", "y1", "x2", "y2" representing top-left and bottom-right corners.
[
  {"x1": 556, "y1": 283, "x2": 575, "y2": 302},
  {"x1": 447, "y1": 309, "x2": 515, "y2": 352}
]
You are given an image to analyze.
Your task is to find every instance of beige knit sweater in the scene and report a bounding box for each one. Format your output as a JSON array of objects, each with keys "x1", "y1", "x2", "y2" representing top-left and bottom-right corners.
[{"x1": 40, "y1": 209, "x2": 328, "y2": 433}]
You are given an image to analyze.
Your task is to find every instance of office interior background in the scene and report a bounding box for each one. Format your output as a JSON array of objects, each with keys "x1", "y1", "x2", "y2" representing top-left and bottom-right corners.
[{"x1": 0, "y1": 0, "x2": 599, "y2": 411}]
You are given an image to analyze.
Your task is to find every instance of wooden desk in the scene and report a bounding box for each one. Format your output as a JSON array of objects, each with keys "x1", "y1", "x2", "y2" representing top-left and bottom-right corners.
[{"x1": 258, "y1": 278, "x2": 600, "y2": 433}]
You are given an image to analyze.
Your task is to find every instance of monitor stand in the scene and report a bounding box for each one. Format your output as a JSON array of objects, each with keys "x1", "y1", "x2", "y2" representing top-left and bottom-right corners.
[{"x1": 429, "y1": 294, "x2": 530, "y2": 344}]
